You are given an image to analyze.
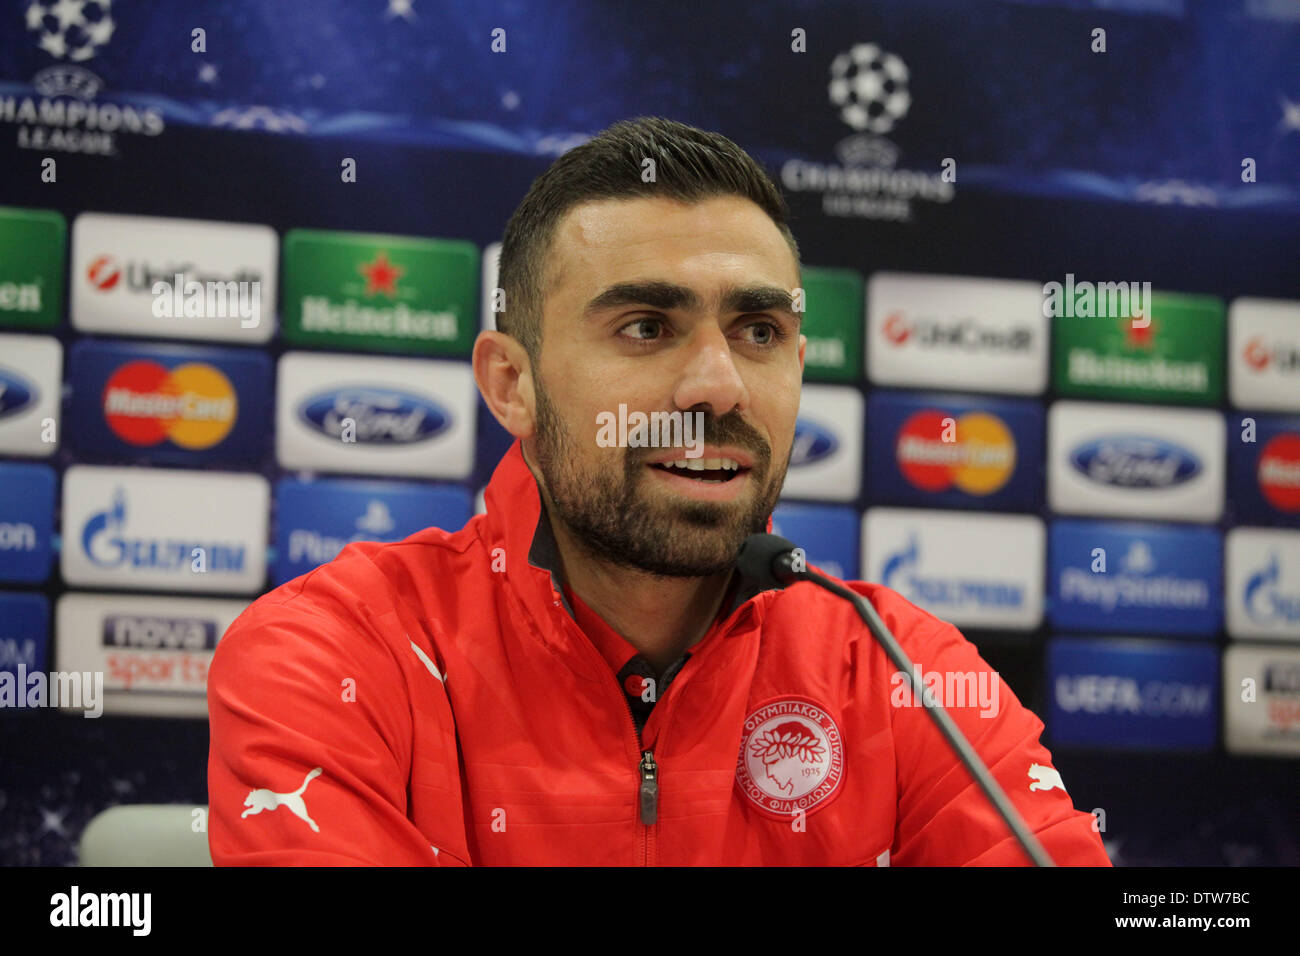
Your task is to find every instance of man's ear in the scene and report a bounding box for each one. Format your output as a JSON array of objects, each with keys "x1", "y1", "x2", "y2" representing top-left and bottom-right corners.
[
  {"x1": 473, "y1": 330, "x2": 536, "y2": 439},
  {"x1": 798, "y1": 332, "x2": 807, "y2": 377}
]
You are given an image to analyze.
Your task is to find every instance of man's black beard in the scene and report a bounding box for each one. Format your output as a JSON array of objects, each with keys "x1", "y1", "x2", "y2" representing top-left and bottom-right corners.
[{"x1": 531, "y1": 375, "x2": 788, "y2": 578}]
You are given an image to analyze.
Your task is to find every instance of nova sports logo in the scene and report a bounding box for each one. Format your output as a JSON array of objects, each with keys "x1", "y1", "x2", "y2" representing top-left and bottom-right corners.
[
  {"x1": 297, "y1": 388, "x2": 449, "y2": 444},
  {"x1": 1070, "y1": 437, "x2": 1201, "y2": 488}
]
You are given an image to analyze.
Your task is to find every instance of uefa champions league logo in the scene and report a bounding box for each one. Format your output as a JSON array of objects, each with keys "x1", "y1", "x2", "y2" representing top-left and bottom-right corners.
[{"x1": 26, "y1": 0, "x2": 116, "y2": 62}]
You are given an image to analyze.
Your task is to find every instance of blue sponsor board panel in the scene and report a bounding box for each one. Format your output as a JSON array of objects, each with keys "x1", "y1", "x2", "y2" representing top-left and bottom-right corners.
[
  {"x1": 1228, "y1": 414, "x2": 1300, "y2": 528},
  {"x1": 0, "y1": 591, "x2": 49, "y2": 681},
  {"x1": 1048, "y1": 520, "x2": 1222, "y2": 637},
  {"x1": 866, "y1": 391, "x2": 1043, "y2": 511},
  {"x1": 1047, "y1": 637, "x2": 1218, "y2": 751},
  {"x1": 68, "y1": 339, "x2": 272, "y2": 465},
  {"x1": 0, "y1": 463, "x2": 55, "y2": 583},
  {"x1": 771, "y1": 503, "x2": 859, "y2": 580},
  {"x1": 274, "y1": 477, "x2": 473, "y2": 585}
]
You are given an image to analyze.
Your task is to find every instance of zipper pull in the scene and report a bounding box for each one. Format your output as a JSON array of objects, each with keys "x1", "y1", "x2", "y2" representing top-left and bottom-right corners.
[{"x1": 638, "y1": 750, "x2": 658, "y2": 825}]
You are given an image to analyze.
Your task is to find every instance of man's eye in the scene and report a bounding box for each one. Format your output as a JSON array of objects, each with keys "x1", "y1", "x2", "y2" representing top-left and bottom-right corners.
[
  {"x1": 743, "y1": 321, "x2": 788, "y2": 346},
  {"x1": 618, "y1": 318, "x2": 663, "y2": 341}
]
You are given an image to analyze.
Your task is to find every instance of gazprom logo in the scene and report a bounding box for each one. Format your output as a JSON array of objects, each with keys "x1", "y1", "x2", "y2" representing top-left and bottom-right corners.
[
  {"x1": 790, "y1": 418, "x2": 838, "y2": 466},
  {"x1": 80, "y1": 487, "x2": 246, "y2": 573},
  {"x1": 1070, "y1": 436, "x2": 1201, "y2": 488},
  {"x1": 0, "y1": 367, "x2": 38, "y2": 420},
  {"x1": 881, "y1": 533, "x2": 1024, "y2": 609},
  {"x1": 1244, "y1": 553, "x2": 1300, "y2": 626},
  {"x1": 298, "y1": 388, "x2": 449, "y2": 444}
]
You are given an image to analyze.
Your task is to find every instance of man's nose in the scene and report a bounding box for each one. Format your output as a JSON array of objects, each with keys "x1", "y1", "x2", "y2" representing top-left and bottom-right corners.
[{"x1": 671, "y1": 325, "x2": 748, "y2": 417}]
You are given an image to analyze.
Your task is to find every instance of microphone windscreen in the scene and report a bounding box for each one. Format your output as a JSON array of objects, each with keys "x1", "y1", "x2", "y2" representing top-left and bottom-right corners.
[{"x1": 736, "y1": 532, "x2": 799, "y2": 588}]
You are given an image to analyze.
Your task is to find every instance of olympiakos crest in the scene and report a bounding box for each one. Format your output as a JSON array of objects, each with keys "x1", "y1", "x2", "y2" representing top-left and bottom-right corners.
[{"x1": 736, "y1": 695, "x2": 845, "y2": 818}]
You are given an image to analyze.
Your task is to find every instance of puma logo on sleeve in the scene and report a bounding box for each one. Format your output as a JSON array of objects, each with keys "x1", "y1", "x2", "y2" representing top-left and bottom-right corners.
[
  {"x1": 241, "y1": 767, "x2": 323, "y2": 832},
  {"x1": 1027, "y1": 762, "x2": 1066, "y2": 793}
]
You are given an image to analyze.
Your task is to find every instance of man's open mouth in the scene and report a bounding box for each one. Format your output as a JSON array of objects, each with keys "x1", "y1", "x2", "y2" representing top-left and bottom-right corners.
[{"x1": 648, "y1": 458, "x2": 750, "y2": 484}]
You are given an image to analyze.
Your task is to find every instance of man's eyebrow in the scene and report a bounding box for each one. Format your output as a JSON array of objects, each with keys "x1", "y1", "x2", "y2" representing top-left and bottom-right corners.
[{"x1": 582, "y1": 281, "x2": 798, "y2": 319}]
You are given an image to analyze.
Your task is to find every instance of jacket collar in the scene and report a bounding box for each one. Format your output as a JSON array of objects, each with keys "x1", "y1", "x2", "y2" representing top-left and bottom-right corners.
[{"x1": 481, "y1": 439, "x2": 776, "y2": 630}]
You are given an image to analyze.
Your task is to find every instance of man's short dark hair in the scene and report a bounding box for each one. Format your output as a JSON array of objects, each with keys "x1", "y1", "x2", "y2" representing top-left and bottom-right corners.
[{"x1": 496, "y1": 115, "x2": 801, "y2": 363}]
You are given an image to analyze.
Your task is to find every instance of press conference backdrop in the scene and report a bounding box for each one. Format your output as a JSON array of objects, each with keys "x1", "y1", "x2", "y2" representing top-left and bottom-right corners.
[{"x1": 2, "y1": 0, "x2": 1299, "y2": 866}]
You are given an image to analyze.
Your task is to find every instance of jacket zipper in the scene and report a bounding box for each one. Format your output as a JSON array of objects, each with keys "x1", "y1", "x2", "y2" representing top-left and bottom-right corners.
[{"x1": 618, "y1": 690, "x2": 656, "y2": 866}]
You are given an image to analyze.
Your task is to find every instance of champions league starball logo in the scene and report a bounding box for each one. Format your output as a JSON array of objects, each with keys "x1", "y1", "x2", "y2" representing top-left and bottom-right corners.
[
  {"x1": 26, "y1": 0, "x2": 116, "y2": 62},
  {"x1": 828, "y1": 43, "x2": 912, "y2": 135}
]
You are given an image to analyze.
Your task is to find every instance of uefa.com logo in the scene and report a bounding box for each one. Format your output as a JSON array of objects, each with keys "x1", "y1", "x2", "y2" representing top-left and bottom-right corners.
[{"x1": 148, "y1": 272, "x2": 261, "y2": 328}]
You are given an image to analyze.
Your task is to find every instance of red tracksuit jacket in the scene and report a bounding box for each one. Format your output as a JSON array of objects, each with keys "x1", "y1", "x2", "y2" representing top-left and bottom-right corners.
[{"x1": 207, "y1": 439, "x2": 1111, "y2": 866}]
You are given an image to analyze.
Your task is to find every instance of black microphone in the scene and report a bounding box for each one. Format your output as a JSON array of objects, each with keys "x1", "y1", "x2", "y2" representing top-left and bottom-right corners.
[{"x1": 736, "y1": 532, "x2": 1057, "y2": 867}]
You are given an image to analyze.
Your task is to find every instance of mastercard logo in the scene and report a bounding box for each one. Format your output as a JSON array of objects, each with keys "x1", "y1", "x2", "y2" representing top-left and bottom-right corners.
[
  {"x1": 1258, "y1": 433, "x2": 1300, "y2": 513},
  {"x1": 101, "y1": 360, "x2": 237, "y2": 449},
  {"x1": 895, "y1": 410, "x2": 1016, "y2": 495}
]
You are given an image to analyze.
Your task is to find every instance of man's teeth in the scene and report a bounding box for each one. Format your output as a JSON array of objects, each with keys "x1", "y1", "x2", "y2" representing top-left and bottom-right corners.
[{"x1": 657, "y1": 457, "x2": 741, "y2": 471}]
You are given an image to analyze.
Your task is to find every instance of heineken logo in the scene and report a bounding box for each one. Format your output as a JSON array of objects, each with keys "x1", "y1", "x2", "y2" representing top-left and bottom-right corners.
[
  {"x1": 1066, "y1": 349, "x2": 1208, "y2": 393},
  {"x1": 281, "y1": 229, "x2": 476, "y2": 355},
  {"x1": 0, "y1": 279, "x2": 41, "y2": 313},
  {"x1": 358, "y1": 251, "x2": 404, "y2": 297}
]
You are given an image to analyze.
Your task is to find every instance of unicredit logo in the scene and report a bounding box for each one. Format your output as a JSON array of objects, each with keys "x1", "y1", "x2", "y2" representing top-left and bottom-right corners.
[
  {"x1": 1243, "y1": 337, "x2": 1300, "y2": 373},
  {"x1": 882, "y1": 313, "x2": 910, "y2": 344},
  {"x1": 86, "y1": 255, "x2": 262, "y2": 292},
  {"x1": 790, "y1": 418, "x2": 838, "y2": 466},
  {"x1": 881, "y1": 313, "x2": 1031, "y2": 352},
  {"x1": 0, "y1": 367, "x2": 38, "y2": 419},
  {"x1": 298, "y1": 388, "x2": 449, "y2": 444},
  {"x1": 1070, "y1": 437, "x2": 1201, "y2": 488},
  {"x1": 87, "y1": 255, "x2": 121, "y2": 291}
]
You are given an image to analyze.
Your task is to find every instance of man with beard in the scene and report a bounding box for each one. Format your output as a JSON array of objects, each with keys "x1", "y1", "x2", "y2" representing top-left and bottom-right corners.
[{"x1": 207, "y1": 116, "x2": 1110, "y2": 867}]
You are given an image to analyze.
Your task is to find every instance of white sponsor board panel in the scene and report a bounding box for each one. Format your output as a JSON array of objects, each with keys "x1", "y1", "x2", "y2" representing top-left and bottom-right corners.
[
  {"x1": 1228, "y1": 297, "x2": 1300, "y2": 412},
  {"x1": 71, "y1": 212, "x2": 277, "y2": 343},
  {"x1": 481, "y1": 241, "x2": 501, "y2": 332},
  {"x1": 866, "y1": 272, "x2": 1048, "y2": 395},
  {"x1": 61, "y1": 465, "x2": 268, "y2": 593},
  {"x1": 1048, "y1": 401, "x2": 1225, "y2": 522},
  {"x1": 779, "y1": 384, "x2": 863, "y2": 502},
  {"x1": 862, "y1": 507, "x2": 1045, "y2": 630},
  {"x1": 0, "y1": 333, "x2": 61, "y2": 456},
  {"x1": 276, "y1": 351, "x2": 476, "y2": 479},
  {"x1": 1223, "y1": 644, "x2": 1300, "y2": 756},
  {"x1": 1225, "y1": 527, "x2": 1300, "y2": 641},
  {"x1": 57, "y1": 592, "x2": 248, "y2": 718}
]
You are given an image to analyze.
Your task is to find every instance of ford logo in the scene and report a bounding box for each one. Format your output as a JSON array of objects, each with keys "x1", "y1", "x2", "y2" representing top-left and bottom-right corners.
[
  {"x1": 1070, "y1": 437, "x2": 1200, "y2": 488},
  {"x1": 0, "y1": 367, "x2": 38, "y2": 420},
  {"x1": 299, "y1": 388, "x2": 449, "y2": 444},
  {"x1": 790, "y1": 418, "x2": 838, "y2": 466}
]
